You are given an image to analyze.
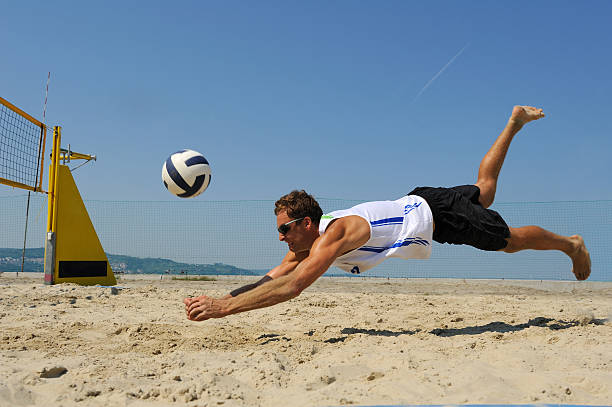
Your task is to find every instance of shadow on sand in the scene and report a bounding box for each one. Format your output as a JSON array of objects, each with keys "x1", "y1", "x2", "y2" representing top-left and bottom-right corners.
[
  {"x1": 430, "y1": 316, "x2": 606, "y2": 337},
  {"x1": 324, "y1": 316, "x2": 607, "y2": 342}
]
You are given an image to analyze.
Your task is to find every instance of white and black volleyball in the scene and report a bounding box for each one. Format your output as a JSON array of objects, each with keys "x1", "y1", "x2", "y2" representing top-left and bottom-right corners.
[{"x1": 162, "y1": 149, "x2": 211, "y2": 198}]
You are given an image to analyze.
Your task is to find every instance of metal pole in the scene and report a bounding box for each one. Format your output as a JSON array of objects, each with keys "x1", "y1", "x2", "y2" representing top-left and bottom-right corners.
[{"x1": 44, "y1": 126, "x2": 61, "y2": 285}]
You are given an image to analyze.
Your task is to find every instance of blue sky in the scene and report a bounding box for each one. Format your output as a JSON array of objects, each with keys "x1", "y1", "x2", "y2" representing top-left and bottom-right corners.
[{"x1": 2, "y1": 1, "x2": 611, "y2": 203}]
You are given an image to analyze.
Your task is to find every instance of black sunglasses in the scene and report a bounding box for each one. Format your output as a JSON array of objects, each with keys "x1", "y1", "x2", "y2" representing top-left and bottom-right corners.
[{"x1": 277, "y1": 217, "x2": 305, "y2": 235}]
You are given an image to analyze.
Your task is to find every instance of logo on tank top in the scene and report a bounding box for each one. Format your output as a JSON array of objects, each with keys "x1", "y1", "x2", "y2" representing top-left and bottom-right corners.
[
  {"x1": 350, "y1": 266, "x2": 360, "y2": 274},
  {"x1": 404, "y1": 202, "x2": 421, "y2": 215}
]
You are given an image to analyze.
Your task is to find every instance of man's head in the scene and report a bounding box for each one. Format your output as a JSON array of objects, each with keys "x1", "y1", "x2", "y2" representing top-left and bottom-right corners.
[{"x1": 274, "y1": 190, "x2": 323, "y2": 253}]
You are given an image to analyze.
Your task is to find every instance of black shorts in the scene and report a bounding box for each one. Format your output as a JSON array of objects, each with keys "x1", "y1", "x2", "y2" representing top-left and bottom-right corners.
[{"x1": 409, "y1": 185, "x2": 510, "y2": 251}]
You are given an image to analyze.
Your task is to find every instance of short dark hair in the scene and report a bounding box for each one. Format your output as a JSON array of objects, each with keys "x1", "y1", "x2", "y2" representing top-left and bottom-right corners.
[{"x1": 274, "y1": 190, "x2": 323, "y2": 225}]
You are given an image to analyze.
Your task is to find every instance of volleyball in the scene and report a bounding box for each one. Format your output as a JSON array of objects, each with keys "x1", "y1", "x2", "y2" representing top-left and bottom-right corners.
[{"x1": 162, "y1": 149, "x2": 211, "y2": 198}]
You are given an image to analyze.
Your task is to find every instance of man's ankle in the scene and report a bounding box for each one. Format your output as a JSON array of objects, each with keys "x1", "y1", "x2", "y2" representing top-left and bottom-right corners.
[{"x1": 507, "y1": 118, "x2": 524, "y2": 130}]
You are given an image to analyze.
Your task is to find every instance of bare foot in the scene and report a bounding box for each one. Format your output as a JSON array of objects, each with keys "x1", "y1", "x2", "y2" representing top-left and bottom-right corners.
[
  {"x1": 509, "y1": 105, "x2": 545, "y2": 126},
  {"x1": 569, "y1": 235, "x2": 591, "y2": 280}
]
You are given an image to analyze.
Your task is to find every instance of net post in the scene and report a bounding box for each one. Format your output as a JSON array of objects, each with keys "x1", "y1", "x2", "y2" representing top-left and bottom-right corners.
[
  {"x1": 44, "y1": 231, "x2": 56, "y2": 285},
  {"x1": 44, "y1": 126, "x2": 61, "y2": 284}
]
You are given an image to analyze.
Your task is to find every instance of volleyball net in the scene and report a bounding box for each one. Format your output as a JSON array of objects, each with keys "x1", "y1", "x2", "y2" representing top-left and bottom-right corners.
[
  {"x1": 1, "y1": 195, "x2": 610, "y2": 282},
  {"x1": 0, "y1": 97, "x2": 47, "y2": 192}
]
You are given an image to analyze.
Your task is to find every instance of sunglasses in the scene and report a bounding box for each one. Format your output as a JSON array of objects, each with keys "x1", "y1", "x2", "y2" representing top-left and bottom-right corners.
[{"x1": 277, "y1": 217, "x2": 305, "y2": 235}]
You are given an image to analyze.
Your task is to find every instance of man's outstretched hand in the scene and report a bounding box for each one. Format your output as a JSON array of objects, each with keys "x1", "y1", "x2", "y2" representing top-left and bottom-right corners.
[{"x1": 184, "y1": 295, "x2": 229, "y2": 321}]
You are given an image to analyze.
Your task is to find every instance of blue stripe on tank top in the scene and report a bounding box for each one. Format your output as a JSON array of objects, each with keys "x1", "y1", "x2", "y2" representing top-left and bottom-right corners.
[
  {"x1": 370, "y1": 217, "x2": 404, "y2": 227},
  {"x1": 358, "y1": 237, "x2": 430, "y2": 253}
]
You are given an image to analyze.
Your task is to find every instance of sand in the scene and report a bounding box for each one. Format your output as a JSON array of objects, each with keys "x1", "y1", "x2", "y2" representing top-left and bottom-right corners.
[{"x1": 1, "y1": 272, "x2": 611, "y2": 407}]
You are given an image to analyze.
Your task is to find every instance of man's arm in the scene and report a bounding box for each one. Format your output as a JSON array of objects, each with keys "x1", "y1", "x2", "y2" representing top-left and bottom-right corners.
[
  {"x1": 185, "y1": 216, "x2": 370, "y2": 321},
  {"x1": 218, "y1": 244, "x2": 336, "y2": 315},
  {"x1": 184, "y1": 250, "x2": 302, "y2": 304},
  {"x1": 226, "y1": 251, "x2": 302, "y2": 297}
]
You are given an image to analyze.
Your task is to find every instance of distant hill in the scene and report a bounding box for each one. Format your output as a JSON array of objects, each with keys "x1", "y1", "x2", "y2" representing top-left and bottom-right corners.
[
  {"x1": 0, "y1": 248, "x2": 45, "y2": 273},
  {"x1": 0, "y1": 248, "x2": 264, "y2": 276},
  {"x1": 0, "y1": 248, "x2": 45, "y2": 258},
  {"x1": 107, "y1": 254, "x2": 262, "y2": 276}
]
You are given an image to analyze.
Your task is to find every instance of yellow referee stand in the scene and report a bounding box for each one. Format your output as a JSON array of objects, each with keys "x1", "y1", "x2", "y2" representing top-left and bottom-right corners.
[{"x1": 44, "y1": 126, "x2": 116, "y2": 285}]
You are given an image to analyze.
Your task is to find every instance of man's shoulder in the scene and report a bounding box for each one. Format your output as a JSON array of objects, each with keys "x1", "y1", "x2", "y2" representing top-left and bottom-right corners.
[
  {"x1": 323, "y1": 214, "x2": 368, "y2": 231},
  {"x1": 318, "y1": 215, "x2": 370, "y2": 250}
]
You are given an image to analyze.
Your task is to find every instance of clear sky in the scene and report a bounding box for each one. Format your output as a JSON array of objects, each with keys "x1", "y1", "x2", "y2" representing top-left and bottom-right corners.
[{"x1": 2, "y1": 1, "x2": 611, "y2": 203}]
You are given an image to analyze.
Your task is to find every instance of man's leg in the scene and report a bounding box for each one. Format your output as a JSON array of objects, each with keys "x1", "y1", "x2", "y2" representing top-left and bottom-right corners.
[
  {"x1": 503, "y1": 226, "x2": 591, "y2": 280},
  {"x1": 475, "y1": 106, "x2": 545, "y2": 208}
]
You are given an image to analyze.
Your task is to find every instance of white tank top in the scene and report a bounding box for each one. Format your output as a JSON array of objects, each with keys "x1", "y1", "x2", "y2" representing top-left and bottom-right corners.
[{"x1": 318, "y1": 195, "x2": 433, "y2": 274}]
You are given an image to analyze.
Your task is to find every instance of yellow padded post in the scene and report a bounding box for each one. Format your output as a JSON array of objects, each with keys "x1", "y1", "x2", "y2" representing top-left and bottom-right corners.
[{"x1": 52, "y1": 164, "x2": 116, "y2": 286}]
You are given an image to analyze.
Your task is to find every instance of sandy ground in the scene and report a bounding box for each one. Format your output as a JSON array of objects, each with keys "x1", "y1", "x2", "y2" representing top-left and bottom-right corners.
[{"x1": 0, "y1": 272, "x2": 611, "y2": 407}]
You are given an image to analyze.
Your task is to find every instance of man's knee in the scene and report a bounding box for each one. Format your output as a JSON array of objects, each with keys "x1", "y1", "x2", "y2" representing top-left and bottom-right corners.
[
  {"x1": 501, "y1": 241, "x2": 519, "y2": 253},
  {"x1": 475, "y1": 180, "x2": 496, "y2": 208},
  {"x1": 501, "y1": 228, "x2": 522, "y2": 253}
]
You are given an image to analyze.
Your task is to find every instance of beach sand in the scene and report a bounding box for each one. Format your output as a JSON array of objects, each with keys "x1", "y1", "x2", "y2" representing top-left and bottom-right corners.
[{"x1": 1, "y1": 272, "x2": 611, "y2": 407}]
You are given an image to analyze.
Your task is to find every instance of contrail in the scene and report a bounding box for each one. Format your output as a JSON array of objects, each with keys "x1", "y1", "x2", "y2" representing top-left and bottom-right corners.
[{"x1": 412, "y1": 42, "x2": 470, "y2": 104}]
